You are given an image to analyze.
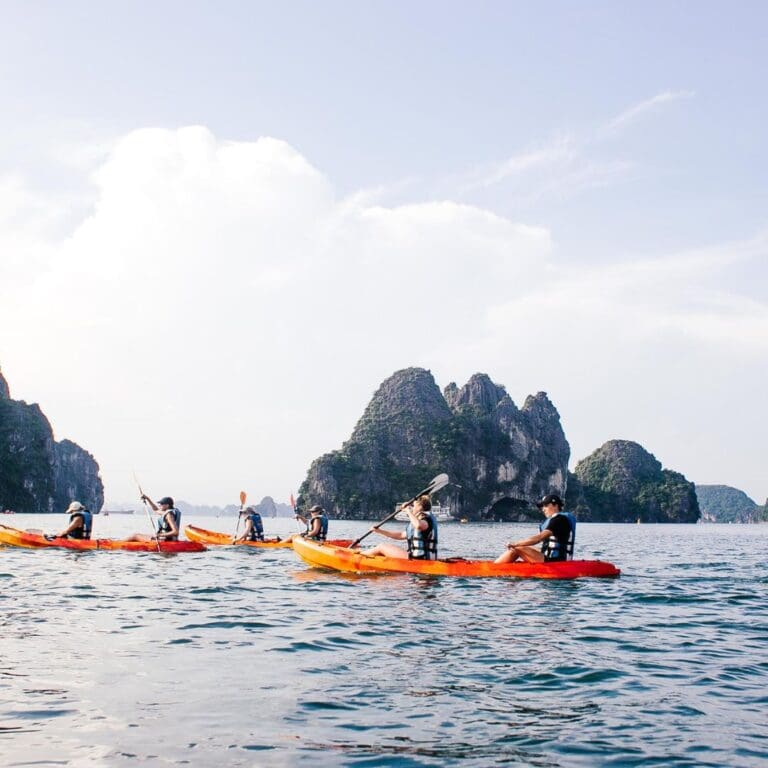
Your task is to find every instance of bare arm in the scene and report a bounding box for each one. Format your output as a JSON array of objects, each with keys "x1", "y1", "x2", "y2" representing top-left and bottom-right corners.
[
  {"x1": 55, "y1": 517, "x2": 82, "y2": 538},
  {"x1": 374, "y1": 527, "x2": 407, "y2": 540}
]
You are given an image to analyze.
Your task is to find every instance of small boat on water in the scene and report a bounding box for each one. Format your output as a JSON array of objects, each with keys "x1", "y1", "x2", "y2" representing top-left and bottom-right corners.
[
  {"x1": 0, "y1": 525, "x2": 205, "y2": 553},
  {"x1": 394, "y1": 502, "x2": 455, "y2": 523},
  {"x1": 185, "y1": 525, "x2": 353, "y2": 549},
  {"x1": 291, "y1": 536, "x2": 621, "y2": 579}
]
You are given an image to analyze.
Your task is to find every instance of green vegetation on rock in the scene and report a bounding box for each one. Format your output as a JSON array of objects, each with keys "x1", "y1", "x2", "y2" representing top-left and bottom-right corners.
[
  {"x1": 0, "y1": 368, "x2": 104, "y2": 513},
  {"x1": 695, "y1": 485, "x2": 762, "y2": 523},
  {"x1": 299, "y1": 368, "x2": 569, "y2": 520},
  {"x1": 566, "y1": 440, "x2": 699, "y2": 523}
]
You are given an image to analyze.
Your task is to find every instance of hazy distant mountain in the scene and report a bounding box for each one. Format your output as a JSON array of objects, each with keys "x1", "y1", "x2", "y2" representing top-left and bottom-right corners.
[
  {"x1": 696, "y1": 485, "x2": 766, "y2": 523},
  {"x1": 104, "y1": 496, "x2": 295, "y2": 517}
]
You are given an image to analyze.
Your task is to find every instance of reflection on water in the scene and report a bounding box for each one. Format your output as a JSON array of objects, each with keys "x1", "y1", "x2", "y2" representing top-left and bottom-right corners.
[{"x1": 1, "y1": 517, "x2": 767, "y2": 766}]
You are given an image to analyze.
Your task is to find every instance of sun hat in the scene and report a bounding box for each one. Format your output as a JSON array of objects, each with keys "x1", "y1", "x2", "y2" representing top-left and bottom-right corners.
[
  {"x1": 65, "y1": 501, "x2": 85, "y2": 513},
  {"x1": 157, "y1": 496, "x2": 174, "y2": 506}
]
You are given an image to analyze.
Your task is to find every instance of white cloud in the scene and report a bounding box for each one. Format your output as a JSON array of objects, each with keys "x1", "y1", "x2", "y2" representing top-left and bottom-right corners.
[
  {"x1": 1, "y1": 126, "x2": 765, "y2": 505},
  {"x1": 606, "y1": 90, "x2": 696, "y2": 132}
]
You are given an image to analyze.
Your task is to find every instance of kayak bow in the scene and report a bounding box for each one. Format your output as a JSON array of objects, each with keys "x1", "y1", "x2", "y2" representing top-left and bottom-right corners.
[{"x1": 291, "y1": 536, "x2": 620, "y2": 579}]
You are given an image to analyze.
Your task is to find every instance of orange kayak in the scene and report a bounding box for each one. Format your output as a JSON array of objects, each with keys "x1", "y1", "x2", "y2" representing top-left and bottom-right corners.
[
  {"x1": 0, "y1": 525, "x2": 206, "y2": 553},
  {"x1": 185, "y1": 525, "x2": 291, "y2": 548},
  {"x1": 185, "y1": 525, "x2": 353, "y2": 549},
  {"x1": 292, "y1": 536, "x2": 620, "y2": 579}
]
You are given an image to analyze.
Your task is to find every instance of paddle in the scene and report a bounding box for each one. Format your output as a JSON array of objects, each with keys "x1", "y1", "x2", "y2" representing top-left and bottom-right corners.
[
  {"x1": 290, "y1": 492, "x2": 302, "y2": 533},
  {"x1": 134, "y1": 473, "x2": 161, "y2": 553},
  {"x1": 350, "y1": 473, "x2": 450, "y2": 549},
  {"x1": 233, "y1": 491, "x2": 246, "y2": 543}
]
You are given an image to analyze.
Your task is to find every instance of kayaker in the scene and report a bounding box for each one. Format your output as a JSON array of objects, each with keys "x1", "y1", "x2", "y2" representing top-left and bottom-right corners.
[
  {"x1": 52, "y1": 501, "x2": 93, "y2": 539},
  {"x1": 126, "y1": 495, "x2": 181, "y2": 542},
  {"x1": 494, "y1": 493, "x2": 575, "y2": 564},
  {"x1": 281, "y1": 504, "x2": 329, "y2": 544},
  {"x1": 297, "y1": 505, "x2": 328, "y2": 541},
  {"x1": 362, "y1": 495, "x2": 438, "y2": 560},
  {"x1": 234, "y1": 505, "x2": 266, "y2": 543}
]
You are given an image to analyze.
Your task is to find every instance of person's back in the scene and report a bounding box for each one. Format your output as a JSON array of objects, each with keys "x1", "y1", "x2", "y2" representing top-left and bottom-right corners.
[{"x1": 245, "y1": 509, "x2": 264, "y2": 541}]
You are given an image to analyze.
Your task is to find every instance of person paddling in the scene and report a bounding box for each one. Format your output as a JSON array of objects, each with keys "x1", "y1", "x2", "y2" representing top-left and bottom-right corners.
[
  {"x1": 126, "y1": 495, "x2": 181, "y2": 542},
  {"x1": 234, "y1": 506, "x2": 267, "y2": 543},
  {"x1": 51, "y1": 501, "x2": 93, "y2": 540},
  {"x1": 297, "y1": 505, "x2": 328, "y2": 541},
  {"x1": 494, "y1": 493, "x2": 575, "y2": 564},
  {"x1": 361, "y1": 495, "x2": 438, "y2": 560},
  {"x1": 281, "y1": 504, "x2": 329, "y2": 544}
]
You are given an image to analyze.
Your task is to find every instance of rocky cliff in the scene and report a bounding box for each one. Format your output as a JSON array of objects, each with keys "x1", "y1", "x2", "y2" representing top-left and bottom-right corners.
[
  {"x1": 565, "y1": 440, "x2": 699, "y2": 523},
  {"x1": 695, "y1": 485, "x2": 765, "y2": 523},
  {"x1": 0, "y1": 368, "x2": 104, "y2": 513},
  {"x1": 298, "y1": 368, "x2": 569, "y2": 520}
]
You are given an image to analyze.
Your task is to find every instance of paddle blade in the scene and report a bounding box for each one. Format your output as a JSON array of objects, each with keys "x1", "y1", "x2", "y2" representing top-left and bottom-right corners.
[
  {"x1": 289, "y1": 493, "x2": 296, "y2": 509},
  {"x1": 426, "y1": 473, "x2": 450, "y2": 495},
  {"x1": 239, "y1": 491, "x2": 247, "y2": 506}
]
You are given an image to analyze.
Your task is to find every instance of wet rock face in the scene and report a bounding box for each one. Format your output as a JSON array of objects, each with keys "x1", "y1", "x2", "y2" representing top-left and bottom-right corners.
[
  {"x1": 0, "y1": 369, "x2": 104, "y2": 513},
  {"x1": 299, "y1": 368, "x2": 570, "y2": 520},
  {"x1": 566, "y1": 440, "x2": 699, "y2": 523}
]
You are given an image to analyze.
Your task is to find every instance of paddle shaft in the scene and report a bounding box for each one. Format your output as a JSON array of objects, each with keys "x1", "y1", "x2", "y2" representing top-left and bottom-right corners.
[
  {"x1": 350, "y1": 473, "x2": 449, "y2": 548},
  {"x1": 234, "y1": 491, "x2": 246, "y2": 541},
  {"x1": 134, "y1": 474, "x2": 161, "y2": 553}
]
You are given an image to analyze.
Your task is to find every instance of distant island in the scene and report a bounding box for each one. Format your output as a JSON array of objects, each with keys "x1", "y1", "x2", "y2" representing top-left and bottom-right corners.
[
  {"x1": 696, "y1": 485, "x2": 768, "y2": 523},
  {"x1": 103, "y1": 496, "x2": 296, "y2": 518}
]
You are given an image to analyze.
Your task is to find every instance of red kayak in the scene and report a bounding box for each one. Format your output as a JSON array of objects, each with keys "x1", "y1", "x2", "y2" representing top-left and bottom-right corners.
[
  {"x1": 0, "y1": 525, "x2": 206, "y2": 553},
  {"x1": 292, "y1": 536, "x2": 620, "y2": 579}
]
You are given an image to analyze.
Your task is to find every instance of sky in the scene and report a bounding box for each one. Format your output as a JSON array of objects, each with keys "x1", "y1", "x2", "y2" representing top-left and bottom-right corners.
[{"x1": 1, "y1": 1, "x2": 766, "y2": 506}]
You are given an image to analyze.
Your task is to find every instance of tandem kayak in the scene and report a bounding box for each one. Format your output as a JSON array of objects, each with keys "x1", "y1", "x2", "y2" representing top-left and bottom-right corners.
[
  {"x1": 291, "y1": 536, "x2": 620, "y2": 579},
  {"x1": 185, "y1": 525, "x2": 354, "y2": 549},
  {"x1": 0, "y1": 525, "x2": 206, "y2": 553},
  {"x1": 185, "y1": 525, "x2": 291, "y2": 548}
]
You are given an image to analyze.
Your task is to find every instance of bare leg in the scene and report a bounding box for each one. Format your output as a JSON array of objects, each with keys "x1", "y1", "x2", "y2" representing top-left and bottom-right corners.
[
  {"x1": 362, "y1": 543, "x2": 409, "y2": 559},
  {"x1": 124, "y1": 533, "x2": 152, "y2": 542},
  {"x1": 494, "y1": 545, "x2": 544, "y2": 564}
]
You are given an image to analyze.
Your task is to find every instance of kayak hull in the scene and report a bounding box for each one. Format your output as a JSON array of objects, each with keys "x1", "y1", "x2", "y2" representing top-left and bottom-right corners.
[
  {"x1": 184, "y1": 525, "x2": 353, "y2": 549},
  {"x1": 292, "y1": 536, "x2": 620, "y2": 579},
  {"x1": 0, "y1": 525, "x2": 206, "y2": 553},
  {"x1": 185, "y1": 525, "x2": 291, "y2": 548}
]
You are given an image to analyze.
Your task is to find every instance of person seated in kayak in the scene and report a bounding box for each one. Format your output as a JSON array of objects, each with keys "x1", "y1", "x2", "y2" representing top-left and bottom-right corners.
[
  {"x1": 280, "y1": 504, "x2": 329, "y2": 543},
  {"x1": 494, "y1": 493, "x2": 575, "y2": 564},
  {"x1": 362, "y1": 495, "x2": 438, "y2": 560},
  {"x1": 126, "y1": 496, "x2": 181, "y2": 542},
  {"x1": 52, "y1": 501, "x2": 93, "y2": 539},
  {"x1": 234, "y1": 505, "x2": 268, "y2": 543},
  {"x1": 297, "y1": 505, "x2": 328, "y2": 541}
]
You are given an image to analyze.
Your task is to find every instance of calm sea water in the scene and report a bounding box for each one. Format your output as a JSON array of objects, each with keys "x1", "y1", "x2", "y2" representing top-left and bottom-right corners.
[{"x1": 2, "y1": 516, "x2": 767, "y2": 767}]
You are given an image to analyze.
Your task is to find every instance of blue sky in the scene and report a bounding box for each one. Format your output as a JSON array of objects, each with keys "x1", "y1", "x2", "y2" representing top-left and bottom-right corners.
[{"x1": 1, "y1": 2, "x2": 766, "y2": 504}]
